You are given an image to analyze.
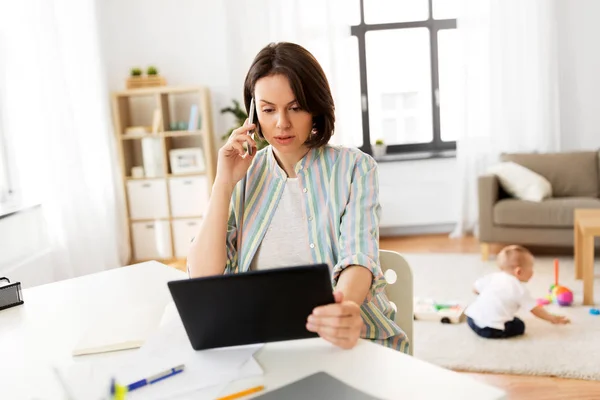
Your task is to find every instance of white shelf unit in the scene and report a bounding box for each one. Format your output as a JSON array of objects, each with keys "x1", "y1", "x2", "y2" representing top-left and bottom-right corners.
[{"x1": 111, "y1": 85, "x2": 216, "y2": 264}]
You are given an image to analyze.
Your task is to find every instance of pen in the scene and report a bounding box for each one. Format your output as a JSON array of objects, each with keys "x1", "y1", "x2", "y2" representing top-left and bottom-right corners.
[
  {"x1": 216, "y1": 385, "x2": 265, "y2": 400},
  {"x1": 126, "y1": 364, "x2": 185, "y2": 392}
]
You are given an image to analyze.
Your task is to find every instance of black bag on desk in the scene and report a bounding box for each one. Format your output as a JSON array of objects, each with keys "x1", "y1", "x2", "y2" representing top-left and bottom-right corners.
[{"x1": 0, "y1": 277, "x2": 24, "y2": 311}]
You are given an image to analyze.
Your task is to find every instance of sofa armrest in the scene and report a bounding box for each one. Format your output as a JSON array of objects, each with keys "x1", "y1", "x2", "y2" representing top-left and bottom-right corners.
[{"x1": 478, "y1": 174, "x2": 499, "y2": 241}]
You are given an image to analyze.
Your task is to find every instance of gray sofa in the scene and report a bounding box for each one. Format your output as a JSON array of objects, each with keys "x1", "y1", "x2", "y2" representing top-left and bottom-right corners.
[{"x1": 478, "y1": 150, "x2": 600, "y2": 259}]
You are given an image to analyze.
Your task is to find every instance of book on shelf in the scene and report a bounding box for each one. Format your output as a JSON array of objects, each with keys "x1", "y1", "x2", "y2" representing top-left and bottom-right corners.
[
  {"x1": 142, "y1": 137, "x2": 165, "y2": 177},
  {"x1": 188, "y1": 104, "x2": 199, "y2": 131},
  {"x1": 124, "y1": 126, "x2": 152, "y2": 136}
]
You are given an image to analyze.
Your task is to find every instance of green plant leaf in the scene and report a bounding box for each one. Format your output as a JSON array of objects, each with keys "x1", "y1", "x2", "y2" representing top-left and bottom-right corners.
[{"x1": 220, "y1": 98, "x2": 269, "y2": 150}]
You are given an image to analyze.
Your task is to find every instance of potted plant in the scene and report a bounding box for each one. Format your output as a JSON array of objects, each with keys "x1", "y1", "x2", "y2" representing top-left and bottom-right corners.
[
  {"x1": 130, "y1": 67, "x2": 142, "y2": 77},
  {"x1": 372, "y1": 139, "x2": 387, "y2": 160},
  {"x1": 220, "y1": 99, "x2": 268, "y2": 150},
  {"x1": 147, "y1": 66, "x2": 158, "y2": 76}
]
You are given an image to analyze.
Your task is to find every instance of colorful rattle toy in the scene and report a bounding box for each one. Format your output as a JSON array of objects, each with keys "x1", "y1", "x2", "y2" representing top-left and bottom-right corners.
[{"x1": 537, "y1": 259, "x2": 573, "y2": 306}]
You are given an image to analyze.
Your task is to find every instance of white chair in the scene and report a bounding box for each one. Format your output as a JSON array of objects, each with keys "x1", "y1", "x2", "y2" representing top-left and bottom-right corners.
[{"x1": 380, "y1": 249, "x2": 414, "y2": 355}]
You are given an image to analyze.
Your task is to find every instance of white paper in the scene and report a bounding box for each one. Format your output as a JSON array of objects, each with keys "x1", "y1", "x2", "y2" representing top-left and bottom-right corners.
[
  {"x1": 60, "y1": 303, "x2": 264, "y2": 400},
  {"x1": 173, "y1": 357, "x2": 264, "y2": 400},
  {"x1": 129, "y1": 352, "x2": 264, "y2": 400},
  {"x1": 127, "y1": 314, "x2": 263, "y2": 400}
]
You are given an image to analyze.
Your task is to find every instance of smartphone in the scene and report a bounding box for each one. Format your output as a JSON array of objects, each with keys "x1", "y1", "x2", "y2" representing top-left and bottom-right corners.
[{"x1": 247, "y1": 98, "x2": 256, "y2": 156}]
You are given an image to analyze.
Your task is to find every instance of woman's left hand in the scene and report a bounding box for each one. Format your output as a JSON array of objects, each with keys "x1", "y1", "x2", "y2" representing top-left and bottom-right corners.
[{"x1": 306, "y1": 292, "x2": 364, "y2": 349}]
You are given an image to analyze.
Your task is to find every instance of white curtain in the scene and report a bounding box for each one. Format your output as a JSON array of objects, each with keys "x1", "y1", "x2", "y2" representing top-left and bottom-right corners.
[
  {"x1": 222, "y1": 0, "x2": 360, "y2": 147},
  {"x1": 0, "y1": 1, "x2": 129, "y2": 280},
  {"x1": 451, "y1": 0, "x2": 561, "y2": 237}
]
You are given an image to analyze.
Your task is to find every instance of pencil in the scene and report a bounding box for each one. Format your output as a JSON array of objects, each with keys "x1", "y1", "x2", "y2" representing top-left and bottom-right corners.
[{"x1": 216, "y1": 385, "x2": 265, "y2": 400}]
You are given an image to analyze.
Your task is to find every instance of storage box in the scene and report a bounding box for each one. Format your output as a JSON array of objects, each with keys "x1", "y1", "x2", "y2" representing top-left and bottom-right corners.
[
  {"x1": 172, "y1": 218, "x2": 202, "y2": 258},
  {"x1": 168, "y1": 176, "x2": 208, "y2": 217},
  {"x1": 131, "y1": 221, "x2": 173, "y2": 260},
  {"x1": 127, "y1": 179, "x2": 169, "y2": 220}
]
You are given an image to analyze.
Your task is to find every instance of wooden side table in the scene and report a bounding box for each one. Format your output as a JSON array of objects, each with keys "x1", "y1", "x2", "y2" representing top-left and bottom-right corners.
[{"x1": 574, "y1": 209, "x2": 600, "y2": 305}]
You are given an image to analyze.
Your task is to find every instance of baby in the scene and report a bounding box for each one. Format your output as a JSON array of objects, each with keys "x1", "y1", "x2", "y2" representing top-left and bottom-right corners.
[{"x1": 465, "y1": 245, "x2": 570, "y2": 339}]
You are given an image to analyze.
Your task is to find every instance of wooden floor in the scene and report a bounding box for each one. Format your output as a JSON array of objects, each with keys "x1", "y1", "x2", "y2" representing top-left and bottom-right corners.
[
  {"x1": 380, "y1": 234, "x2": 600, "y2": 400},
  {"x1": 381, "y1": 234, "x2": 488, "y2": 254}
]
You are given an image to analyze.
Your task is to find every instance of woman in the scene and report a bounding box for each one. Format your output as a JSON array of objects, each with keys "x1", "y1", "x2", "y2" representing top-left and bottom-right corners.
[{"x1": 188, "y1": 42, "x2": 408, "y2": 353}]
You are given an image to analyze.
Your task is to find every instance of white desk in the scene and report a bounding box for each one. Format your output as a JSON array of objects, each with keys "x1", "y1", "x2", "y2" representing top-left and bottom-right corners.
[{"x1": 0, "y1": 261, "x2": 506, "y2": 400}]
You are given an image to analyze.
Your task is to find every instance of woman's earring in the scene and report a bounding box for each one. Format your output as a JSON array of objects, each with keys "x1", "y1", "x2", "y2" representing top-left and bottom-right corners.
[{"x1": 311, "y1": 124, "x2": 318, "y2": 135}]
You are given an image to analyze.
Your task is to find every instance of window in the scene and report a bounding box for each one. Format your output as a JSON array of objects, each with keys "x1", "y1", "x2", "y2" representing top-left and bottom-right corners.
[{"x1": 351, "y1": 0, "x2": 459, "y2": 156}]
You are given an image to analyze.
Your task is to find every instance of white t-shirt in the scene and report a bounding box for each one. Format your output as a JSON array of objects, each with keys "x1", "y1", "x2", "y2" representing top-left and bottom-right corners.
[
  {"x1": 465, "y1": 271, "x2": 538, "y2": 330},
  {"x1": 250, "y1": 178, "x2": 313, "y2": 270}
]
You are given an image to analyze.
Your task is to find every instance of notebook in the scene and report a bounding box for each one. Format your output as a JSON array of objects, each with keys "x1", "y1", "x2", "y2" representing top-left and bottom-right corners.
[
  {"x1": 72, "y1": 304, "x2": 163, "y2": 356},
  {"x1": 253, "y1": 372, "x2": 383, "y2": 400}
]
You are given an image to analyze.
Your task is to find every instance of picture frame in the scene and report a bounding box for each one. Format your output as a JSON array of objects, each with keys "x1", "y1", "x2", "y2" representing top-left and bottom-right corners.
[{"x1": 169, "y1": 147, "x2": 205, "y2": 174}]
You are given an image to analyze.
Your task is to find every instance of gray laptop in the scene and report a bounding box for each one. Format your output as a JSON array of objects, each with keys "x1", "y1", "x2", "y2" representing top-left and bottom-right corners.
[{"x1": 253, "y1": 372, "x2": 382, "y2": 400}]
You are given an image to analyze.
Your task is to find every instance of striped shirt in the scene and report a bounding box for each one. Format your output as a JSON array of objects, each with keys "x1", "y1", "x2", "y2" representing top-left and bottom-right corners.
[{"x1": 225, "y1": 144, "x2": 409, "y2": 353}]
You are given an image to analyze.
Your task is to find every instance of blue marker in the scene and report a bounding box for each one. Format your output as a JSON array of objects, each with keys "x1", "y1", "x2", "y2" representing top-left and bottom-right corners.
[{"x1": 126, "y1": 364, "x2": 185, "y2": 392}]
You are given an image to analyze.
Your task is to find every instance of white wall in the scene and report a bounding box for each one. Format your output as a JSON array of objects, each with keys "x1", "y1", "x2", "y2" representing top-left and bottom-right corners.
[
  {"x1": 6, "y1": 0, "x2": 600, "y2": 290},
  {"x1": 0, "y1": 207, "x2": 46, "y2": 267},
  {"x1": 95, "y1": 0, "x2": 238, "y2": 142},
  {"x1": 378, "y1": 158, "x2": 459, "y2": 233},
  {"x1": 95, "y1": 0, "x2": 460, "y2": 232},
  {"x1": 95, "y1": 0, "x2": 600, "y2": 233},
  {"x1": 556, "y1": 0, "x2": 600, "y2": 151},
  {"x1": 0, "y1": 206, "x2": 53, "y2": 288}
]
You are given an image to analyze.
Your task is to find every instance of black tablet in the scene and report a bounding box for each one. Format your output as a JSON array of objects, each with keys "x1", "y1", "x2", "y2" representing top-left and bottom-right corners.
[{"x1": 167, "y1": 264, "x2": 335, "y2": 350}]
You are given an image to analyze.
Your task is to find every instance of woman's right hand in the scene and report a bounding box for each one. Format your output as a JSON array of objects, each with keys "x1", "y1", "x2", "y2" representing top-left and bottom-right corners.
[{"x1": 215, "y1": 120, "x2": 257, "y2": 189}]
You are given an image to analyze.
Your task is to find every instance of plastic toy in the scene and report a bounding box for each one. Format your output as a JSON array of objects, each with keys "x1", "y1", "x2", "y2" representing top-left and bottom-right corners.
[
  {"x1": 537, "y1": 259, "x2": 573, "y2": 306},
  {"x1": 414, "y1": 298, "x2": 465, "y2": 324},
  {"x1": 590, "y1": 308, "x2": 600, "y2": 315}
]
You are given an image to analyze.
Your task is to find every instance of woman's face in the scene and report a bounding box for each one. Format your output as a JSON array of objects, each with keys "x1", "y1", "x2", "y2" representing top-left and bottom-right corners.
[{"x1": 254, "y1": 74, "x2": 313, "y2": 158}]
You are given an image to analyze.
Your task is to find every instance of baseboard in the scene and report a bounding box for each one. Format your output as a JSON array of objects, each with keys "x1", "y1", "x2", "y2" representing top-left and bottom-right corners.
[{"x1": 380, "y1": 223, "x2": 456, "y2": 237}]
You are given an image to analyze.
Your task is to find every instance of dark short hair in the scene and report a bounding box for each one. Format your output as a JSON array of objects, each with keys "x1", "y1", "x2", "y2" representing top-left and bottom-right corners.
[{"x1": 243, "y1": 42, "x2": 335, "y2": 148}]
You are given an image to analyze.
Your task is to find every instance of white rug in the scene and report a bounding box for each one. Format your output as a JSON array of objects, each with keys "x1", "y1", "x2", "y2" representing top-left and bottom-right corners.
[{"x1": 403, "y1": 253, "x2": 600, "y2": 381}]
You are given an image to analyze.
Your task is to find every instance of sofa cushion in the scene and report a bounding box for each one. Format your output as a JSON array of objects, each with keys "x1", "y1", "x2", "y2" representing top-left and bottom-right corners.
[
  {"x1": 501, "y1": 151, "x2": 599, "y2": 198},
  {"x1": 494, "y1": 197, "x2": 600, "y2": 228},
  {"x1": 487, "y1": 161, "x2": 552, "y2": 202}
]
